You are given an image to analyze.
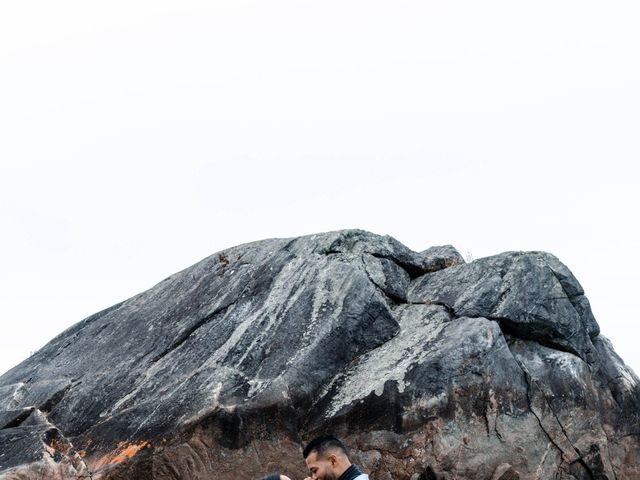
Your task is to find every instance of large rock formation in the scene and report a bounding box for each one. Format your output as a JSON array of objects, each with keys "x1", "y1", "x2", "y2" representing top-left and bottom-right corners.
[{"x1": 0, "y1": 230, "x2": 638, "y2": 479}]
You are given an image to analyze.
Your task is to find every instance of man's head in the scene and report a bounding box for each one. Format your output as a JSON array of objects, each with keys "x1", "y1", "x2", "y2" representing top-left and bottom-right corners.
[{"x1": 303, "y1": 435, "x2": 351, "y2": 480}]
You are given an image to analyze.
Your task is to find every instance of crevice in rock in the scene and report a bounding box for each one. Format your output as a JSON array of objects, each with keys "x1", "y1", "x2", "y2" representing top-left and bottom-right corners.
[
  {"x1": 53, "y1": 342, "x2": 73, "y2": 358},
  {"x1": 389, "y1": 291, "x2": 590, "y2": 372},
  {"x1": 501, "y1": 337, "x2": 602, "y2": 479},
  {"x1": 321, "y1": 249, "x2": 343, "y2": 256},
  {"x1": 610, "y1": 456, "x2": 620, "y2": 480},
  {"x1": 94, "y1": 323, "x2": 111, "y2": 336},
  {"x1": 548, "y1": 267, "x2": 583, "y2": 304},
  {"x1": 548, "y1": 267, "x2": 599, "y2": 345},
  {"x1": 322, "y1": 249, "x2": 426, "y2": 279},
  {"x1": 399, "y1": 296, "x2": 583, "y2": 362},
  {"x1": 422, "y1": 300, "x2": 456, "y2": 318},
  {"x1": 357, "y1": 255, "x2": 452, "y2": 313},
  {"x1": 402, "y1": 300, "x2": 456, "y2": 319},
  {"x1": 1, "y1": 407, "x2": 35, "y2": 429},
  {"x1": 603, "y1": 377, "x2": 623, "y2": 410},
  {"x1": 483, "y1": 407, "x2": 492, "y2": 438},
  {"x1": 483, "y1": 404, "x2": 505, "y2": 443},
  {"x1": 492, "y1": 284, "x2": 512, "y2": 313},
  {"x1": 546, "y1": 403, "x2": 582, "y2": 462},
  {"x1": 417, "y1": 465, "x2": 439, "y2": 480},
  {"x1": 39, "y1": 383, "x2": 73, "y2": 414},
  {"x1": 369, "y1": 252, "x2": 426, "y2": 279},
  {"x1": 280, "y1": 238, "x2": 298, "y2": 253},
  {"x1": 150, "y1": 301, "x2": 237, "y2": 363},
  {"x1": 516, "y1": 360, "x2": 566, "y2": 459},
  {"x1": 361, "y1": 266, "x2": 407, "y2": 306},
  {"x1": 488, "y1": 316, "x2": 583, "y2": 360},
  {"x1": 569, "y1": 458, "x2": 596, "y2": 480},
  {"x1": 403, "y1": 299, "x2": 581, "y2": 365}
]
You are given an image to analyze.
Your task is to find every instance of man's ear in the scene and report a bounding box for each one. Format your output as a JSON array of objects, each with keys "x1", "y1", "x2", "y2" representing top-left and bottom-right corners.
[{"x1": 328, "y1": 454, "x2": 337, "y2": 468}]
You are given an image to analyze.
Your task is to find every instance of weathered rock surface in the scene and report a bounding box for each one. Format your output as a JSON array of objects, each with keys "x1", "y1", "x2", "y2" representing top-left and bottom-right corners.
[{"x1": 0, "y1": 230, "x2": 638, "y2": 479}]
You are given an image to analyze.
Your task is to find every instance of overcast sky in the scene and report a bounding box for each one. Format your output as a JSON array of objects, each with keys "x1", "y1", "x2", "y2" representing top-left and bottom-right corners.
[{"x1": 1, "y1": 1, "x2": 639, "y2": 377}]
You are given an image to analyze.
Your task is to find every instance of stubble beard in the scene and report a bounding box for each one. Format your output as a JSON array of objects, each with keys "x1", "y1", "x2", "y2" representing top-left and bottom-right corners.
[{"x1": 320, "y1": 469, "x2": 339, "y2": 480}]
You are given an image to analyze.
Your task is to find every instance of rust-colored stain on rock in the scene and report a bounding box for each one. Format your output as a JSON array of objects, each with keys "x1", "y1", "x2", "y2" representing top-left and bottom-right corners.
[{"x1": 94, "y1": 441, "x2": 151, "y2": 468}]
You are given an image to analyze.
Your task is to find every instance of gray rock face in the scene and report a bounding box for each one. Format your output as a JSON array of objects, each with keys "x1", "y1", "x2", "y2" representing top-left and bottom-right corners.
[
  {"x1": 0, "y1": 230, "x2": 638, "y2": 480},
  {"x1": 407, "y1": 251, "x2": 600, "y2": 361}
]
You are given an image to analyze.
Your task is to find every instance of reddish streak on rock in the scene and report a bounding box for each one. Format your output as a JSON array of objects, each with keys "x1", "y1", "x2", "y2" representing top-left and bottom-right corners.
[{"x1": 94, "y1": 441, "x2": 151, "y2": 468}]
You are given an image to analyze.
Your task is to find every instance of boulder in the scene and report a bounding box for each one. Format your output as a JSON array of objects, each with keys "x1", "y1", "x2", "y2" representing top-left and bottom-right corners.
[{"x1": 0, "y1": 230, "x2": 638, "y2": 479}]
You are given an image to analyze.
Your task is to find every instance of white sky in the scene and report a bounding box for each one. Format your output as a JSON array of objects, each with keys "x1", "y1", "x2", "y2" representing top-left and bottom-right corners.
[{"x1": 1, "y1": 1, "x2": 639, "y2": 377}]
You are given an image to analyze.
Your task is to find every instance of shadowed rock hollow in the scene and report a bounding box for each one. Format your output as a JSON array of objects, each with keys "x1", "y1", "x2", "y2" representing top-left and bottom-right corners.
[{"x1": 0, "y1": 230, "x2": 638, "y2": 479}]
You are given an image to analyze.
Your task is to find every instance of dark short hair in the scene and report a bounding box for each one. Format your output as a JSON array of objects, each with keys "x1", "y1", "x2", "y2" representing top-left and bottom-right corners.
[
  {"x1": 303, "y1": 434, "x2": 348, "y2": 459},
  {"x1": 261, "y1": 474, "x2": 280, "y2": 480}
]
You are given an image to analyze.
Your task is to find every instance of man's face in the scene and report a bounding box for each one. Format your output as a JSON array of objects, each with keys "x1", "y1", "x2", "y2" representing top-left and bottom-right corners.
[{"x1": 305, "y1": 451, "x2": 338, "y2": 480}]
